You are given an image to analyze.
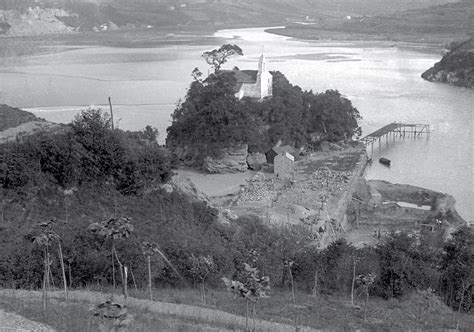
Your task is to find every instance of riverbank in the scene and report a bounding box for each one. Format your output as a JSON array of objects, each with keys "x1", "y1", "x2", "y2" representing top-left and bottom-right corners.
[
  {"x1": 266, "y1": 2, "x2": 474, "y2": 46},
  {"x1": 266, "y1": 27, "x2": 464, "y2": 47},
  {"x1": 0, "y1": 26, "x2": 219, "y2": 59}
]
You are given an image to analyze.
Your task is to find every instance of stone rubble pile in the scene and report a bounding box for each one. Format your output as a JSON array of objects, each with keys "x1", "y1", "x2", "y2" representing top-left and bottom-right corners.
[
  {"x1": 309, "y1": 167, "x2": 352, "y2": 192},
  {"x1": 235, "y1": 172, "x2": 276, "y2": 205}
]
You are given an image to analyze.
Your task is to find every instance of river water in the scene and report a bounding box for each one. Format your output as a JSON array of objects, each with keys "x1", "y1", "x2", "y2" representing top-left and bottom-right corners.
[{"x1": 0, "y1": 27, "x2": 472, "y2": 220}]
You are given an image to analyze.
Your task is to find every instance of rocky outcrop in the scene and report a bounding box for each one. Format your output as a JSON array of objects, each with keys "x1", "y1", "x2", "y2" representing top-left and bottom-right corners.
[
  {"x1": 422, "y1": 39, "x2": 474, "y2": 88},
  {"x1": 0, "y1": 8, "x2": 75, "y2": 36},
  {"x1": 203, "y1": 144, "x2": 249, "y2": 174},
  {"x1": 161, "y1": 173, "x2": 212, "y2": 205},
  {"x1": 366, "y1": 180, "x2": 467, "y2": 227},
  {"x1": 246, "y1": 152, "x2": 266, "y2": 171}
]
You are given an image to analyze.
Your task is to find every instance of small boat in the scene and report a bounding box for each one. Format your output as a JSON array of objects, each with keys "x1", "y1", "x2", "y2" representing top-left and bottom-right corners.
[{"x1": 379, "y1": 157, "x2": 391, "y2": 166}]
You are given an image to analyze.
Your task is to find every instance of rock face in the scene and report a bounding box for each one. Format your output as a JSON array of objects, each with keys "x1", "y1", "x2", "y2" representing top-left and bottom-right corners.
[
  {"x1": 246, "y1": 152, "x2": 266, "y2": 171},
  {"x1": 161, "y1": 174, "x2": 212, "y2": 205},
  {"x1": 203, "y1": 144, "x2": 249, "y2": 173},
  {"x1": 367, "y1": 180, "x2": 467, "y2": 227},
  {"x1": 422, "y1": 39, "x2": 474, "y2": 88},
  {"x1": 0, "y1": 8, "x2": 75, "y2": 36}
]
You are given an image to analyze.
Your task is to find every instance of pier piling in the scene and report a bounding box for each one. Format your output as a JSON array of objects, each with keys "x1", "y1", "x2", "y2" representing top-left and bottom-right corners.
[{"x1": 361, "y1": 123, "x2": 430, "y2": 158}]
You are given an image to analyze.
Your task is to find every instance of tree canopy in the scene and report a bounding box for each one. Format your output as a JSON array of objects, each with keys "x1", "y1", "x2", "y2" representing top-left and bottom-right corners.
[
  {"x1": 202, "y1": 44, "x2": 243, "y2": 73},
  {"x1": 167, "y1": 66, "x2": 362, "y2": 165}
]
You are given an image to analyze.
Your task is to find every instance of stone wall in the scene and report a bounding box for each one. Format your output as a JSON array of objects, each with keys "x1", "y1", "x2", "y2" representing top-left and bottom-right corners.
[{"x1": 319, "y1": 150, "x2": 368, "y2": 248}]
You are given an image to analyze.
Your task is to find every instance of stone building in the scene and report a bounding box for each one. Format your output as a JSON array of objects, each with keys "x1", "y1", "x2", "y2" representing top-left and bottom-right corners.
[
  {"x1": 274, "y1": 152, "x2": 294, "y2": 178},
  {"x1": 227, "y1": 53, "x2": 273, "y2": 100},
  {"x1": 265, "y1": 145, "x2": 296, "y2": 164}
]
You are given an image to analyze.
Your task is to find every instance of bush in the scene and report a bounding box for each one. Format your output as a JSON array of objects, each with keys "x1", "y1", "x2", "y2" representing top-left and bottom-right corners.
[{"x1": 0, "y1": 108, "x2": 171, "y2": 194}]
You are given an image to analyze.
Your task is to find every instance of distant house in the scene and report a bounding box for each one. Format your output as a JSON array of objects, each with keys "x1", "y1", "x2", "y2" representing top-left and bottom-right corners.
[
  {"x1": 265, "y1": 145, "x2": 296, "y2": 164},
  {"x1": 223, "y1": 53, "x2": 273, "y2": 100},
  {"x1": 274, "y1": 152, "x2": 294, "y2": 178}
]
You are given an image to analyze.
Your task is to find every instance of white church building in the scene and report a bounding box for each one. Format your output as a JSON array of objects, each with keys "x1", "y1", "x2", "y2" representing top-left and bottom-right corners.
[{"x1": 226, "y1": 53, "x2": 273, "y2": 100}]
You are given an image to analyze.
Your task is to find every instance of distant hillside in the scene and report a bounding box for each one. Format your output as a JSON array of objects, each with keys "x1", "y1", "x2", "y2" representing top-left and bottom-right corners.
[
  {"x1": 268, "y1": 2, "x2": 473, "y2": 43},
  {"x1": 0, "y1": 104, "x2": 41, "y2": 131},
  {"x1": 0, "y1": 0, "x2": 466, "y2": 36},
  {"x1": 422, "y1": 38, "x2": 474, "y2": 88}
]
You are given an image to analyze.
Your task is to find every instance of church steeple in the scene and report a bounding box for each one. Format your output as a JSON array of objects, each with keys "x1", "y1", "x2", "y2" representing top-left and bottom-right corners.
[{"x1": 258, "y1": 46, "x2": 267, "y2": 73}]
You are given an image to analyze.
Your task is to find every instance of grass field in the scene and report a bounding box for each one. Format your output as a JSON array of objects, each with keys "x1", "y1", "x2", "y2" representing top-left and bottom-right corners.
[{"x1": 1, "y1": 287, "x2": 473, "y2": 331}]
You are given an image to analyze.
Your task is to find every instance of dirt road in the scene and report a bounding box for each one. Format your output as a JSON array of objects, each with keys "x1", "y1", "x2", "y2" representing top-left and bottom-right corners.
[{"x1": 0, "y1": 309, "x2": 54, "y2": 332}]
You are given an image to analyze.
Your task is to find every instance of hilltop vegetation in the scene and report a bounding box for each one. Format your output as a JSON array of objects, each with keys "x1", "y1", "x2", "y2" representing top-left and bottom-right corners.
[
  {"x1": 166, "y1": 69, "x2": 361, "y2": 167},
  {"x1": 422, "y1": 38, "x2": 474, "y2": 88}
]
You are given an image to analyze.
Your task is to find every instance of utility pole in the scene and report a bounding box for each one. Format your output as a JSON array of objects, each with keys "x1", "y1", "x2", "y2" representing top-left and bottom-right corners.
[{"x1": 108, "y1": 97, "x2": 115, "y2": 130}]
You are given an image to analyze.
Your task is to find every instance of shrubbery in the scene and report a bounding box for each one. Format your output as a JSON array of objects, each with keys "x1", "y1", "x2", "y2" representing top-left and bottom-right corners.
[{"x1": 0, "y1": 108, "x2": 171, "y2": 194}]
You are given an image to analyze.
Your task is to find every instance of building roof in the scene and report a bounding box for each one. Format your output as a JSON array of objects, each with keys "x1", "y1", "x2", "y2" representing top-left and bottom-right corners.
[
  {"x1": 278, "y1": 152, "x2": 295, "y2": 162},
  {"x1": 271, "y1": 145, "x2": 296, "y2": 156},
  {"x1": 220, "y1": 70, "x2": 258, "y2": 84}
]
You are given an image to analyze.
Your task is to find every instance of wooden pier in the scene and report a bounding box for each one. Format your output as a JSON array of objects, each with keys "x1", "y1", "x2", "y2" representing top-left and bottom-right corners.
[{"x1": 362, "y1": 123, "x2": 430, "y2": 157}]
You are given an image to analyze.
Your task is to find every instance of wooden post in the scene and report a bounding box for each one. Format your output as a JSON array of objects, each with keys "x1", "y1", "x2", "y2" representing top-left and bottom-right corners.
[
  {"x1": 148, "y1": 256, "x2": 153, "y2": 301},
  {"x1": 123, "y1": 266, "x2": 128, "y2": 300},
  {"x1": 108, "y1": 97, "x2": 115, "y2": 130}
]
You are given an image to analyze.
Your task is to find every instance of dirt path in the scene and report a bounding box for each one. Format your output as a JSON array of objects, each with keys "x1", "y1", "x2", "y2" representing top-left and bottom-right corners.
[{"x1": 0, "y1": 309, "x2": 55, "y2": 332}]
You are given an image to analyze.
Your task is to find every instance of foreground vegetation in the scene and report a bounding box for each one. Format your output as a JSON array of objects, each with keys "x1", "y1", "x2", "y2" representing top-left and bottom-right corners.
[
  {"x1": 0, "y1": 88, "x2": 472, "y2": 332},
  {"x1": 1, "y1": 286, "x2": 473, "y2": 331}
]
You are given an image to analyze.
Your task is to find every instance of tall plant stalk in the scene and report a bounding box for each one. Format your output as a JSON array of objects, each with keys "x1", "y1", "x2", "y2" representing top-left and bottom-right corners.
[
  {"x1": 351, "y1": 259, "x2": 357, "y2": 306},
  {"x1": 42, "y1": 247, "x2": 48, "y2": 312},
  {"x1": 58, "y1": 240, "x2": 68, "y2": 300}
]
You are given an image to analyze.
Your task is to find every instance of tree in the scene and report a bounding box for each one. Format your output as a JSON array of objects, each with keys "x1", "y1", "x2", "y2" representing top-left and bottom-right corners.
[
  {"x1": 222, "y1": 263, "x2": 270, "y2": 331},
  {"x1": 33, "y1": 220, "x2": 68, "y2": 311},
  {"x1": 88, "y1": 217, "x2": 134, "y2": 299},
  {"x1": 355, "y1": 272, "x2": 377, "y2": 321},
  {"x1": 440, "y1": 226, "x2": 473, "y2": 314},
  {"x1": 376, "y1": 232, "x2": 436, "y2": 299},
  {"x1": 70, "y1": 108, "x2": 125, "y2": 182},
  {"x1": 190, "y1": 254, "x2": 216, "y2": 304},
  {"x1": 302, "y1": 89, "x2": 362, "y2": 141},
  {"x1": 202, "y1": 44, "x2": 243, "y2": 73},
  {"x1": 142, "y1": 241, "x2": 161, "y2": 301},
  {"x1": 167, "y1": 71, "x2": 261, "y2": 161}
]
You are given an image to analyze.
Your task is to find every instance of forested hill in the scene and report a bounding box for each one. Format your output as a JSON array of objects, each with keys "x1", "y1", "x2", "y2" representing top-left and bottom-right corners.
[{"x1": 422, "y1": 38, "x2": 474, "y2": 88}]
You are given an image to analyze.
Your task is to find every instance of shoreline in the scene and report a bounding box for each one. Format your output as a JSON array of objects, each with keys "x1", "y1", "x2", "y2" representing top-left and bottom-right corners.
[{"x1": 265, "y1": 26, "x2": 465, "y2": 49}]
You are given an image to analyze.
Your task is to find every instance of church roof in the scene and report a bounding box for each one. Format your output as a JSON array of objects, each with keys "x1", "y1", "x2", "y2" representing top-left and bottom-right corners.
[{"x1": 220, "y1": 70, "x2": 258, "y2": 84}]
